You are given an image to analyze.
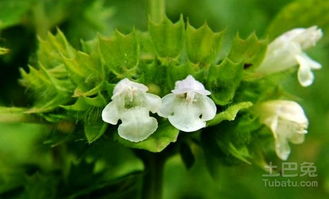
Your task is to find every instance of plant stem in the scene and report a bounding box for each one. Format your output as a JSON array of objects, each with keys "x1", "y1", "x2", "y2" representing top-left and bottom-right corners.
[
  {"x1": 0, "y1": 107, "x2": 46, "y2": 123},
  {"x1": 148, "y1": 0, "x2": 166, "y2": 22},
  {"x1": 141, "y1": 152, "x2": 166, "y2": 199}
]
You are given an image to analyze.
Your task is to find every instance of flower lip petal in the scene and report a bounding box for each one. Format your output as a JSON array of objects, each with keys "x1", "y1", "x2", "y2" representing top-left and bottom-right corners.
[
  {"x1": 118, "y1": 107, "x2": 158, "y2": 142},
  {"x1": 167, "y1": 101, "x2": 206, "y2": 132}
]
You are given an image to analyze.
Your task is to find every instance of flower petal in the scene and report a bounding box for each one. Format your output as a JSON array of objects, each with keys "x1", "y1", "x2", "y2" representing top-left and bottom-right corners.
[
  {"x1": 158, "y1": 93, "x2": 177, "y2": 118},
  {"x1": 102, "y1": 102, "x2": 120, "y2": 125},
  {"x1": 172, "y1": 75, "x2": 211, "y2": 96},
  {"x1": 289, "y1": 132, "x2": 305, "y2": 144},
  {"x1": 112, "y1": 78, "x2": 148, "y2": 99},
  {"x1": 275, "y1": 135, "x2": 291, "y2": 161},
  {"x1": 256, "y1": 42, "x2": 301, "y2": 74},
  {"x1": 275, "y1": 100, "x2": 308, "y2": 125},
  {"x1": 198, "y1": 96, "x2": 217, "y2": 121},
  {"x1": 168, "y1": 103, "x2": 205, "y2": 132},
  {"x1": 296, "y1": 54, "x2": 317, "y2": 87},
  {"x1": 144, "y1": 93, "x2": 162, "y2": 113},
  {"x1": 118, "y1": 107, "x2": 158, "y2": 142},
  {"x1": 291, "y1": 26, "x2": 323, "y2": 50},
  {"x1": 168, "y1": 98, "x2": 206, "y2": 132}
]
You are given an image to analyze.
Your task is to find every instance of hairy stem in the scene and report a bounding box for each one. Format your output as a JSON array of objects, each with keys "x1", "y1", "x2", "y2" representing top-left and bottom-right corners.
[
  {"x1": 0, "y1": 107, "x2": 46, "y2": 123},
  {"x1": 148, "y1": 0, "x2": 166, "y2": 22},
  {"x1": 141, "y1": 152, "x2": 166, "y2": 199}
]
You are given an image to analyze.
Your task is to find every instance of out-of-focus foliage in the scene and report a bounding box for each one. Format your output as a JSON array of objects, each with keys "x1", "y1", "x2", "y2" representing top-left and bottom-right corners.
[{"x1": 267, "y1": 0, "x2": 329, "y2": 40}]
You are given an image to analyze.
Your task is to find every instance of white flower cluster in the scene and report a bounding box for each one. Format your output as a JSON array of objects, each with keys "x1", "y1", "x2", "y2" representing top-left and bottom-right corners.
[
  {"x1": 253, "y1": 26, "x2": 322, "y2": 160},
  {"x1": 102, "y1": 75, "x2": 216, "y2": 142}
]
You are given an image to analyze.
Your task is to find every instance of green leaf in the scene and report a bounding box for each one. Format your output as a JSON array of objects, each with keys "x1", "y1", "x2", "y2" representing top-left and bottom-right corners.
[
  {"x1": 228, "y1": 33, "x2": 267, "y2": 66},
  {"x1": 22, "y1": 173, "x2": 57, "y2": 199},
  {"x1": 38, "y1": 30, "x2": 76, "y2": 69},
  {"x1": 148, "y1": 16, "x2": 184, "y2": 59},
  {"x1": 207, "y1": 101, "x2": 253, "y2": 126},
  {"x1": 19, "y1": 64, "x2": 72, "y2": 113},
  {"x1": 84, "y1": 122, "x2": 108, "y2": 144},
  {"x1": 98, "y1": 31, "x2": 139, "y2": 77},
  {"x1": 267, "y1": 0, "x2": 329, "y2": 40},
  {"x1": 185, "y1": 23, "x2": 224, "y2": 65},
  {"x1": 115, "y1": 121, "x2": 179, "y2": 152},
  {"x1": 207, "y1": 33, "x2": 267, "y2": 105},
  {"x1": 225, "y1": 143, "x2": 251, "y2": 164},
  {"x1": 207, "y1": 59, "x2": 244, "y2": 105},
  {"x1": 82, "y1": 93, "x2": 107, "y2": 107},
  {"x1": 60, "y1": 98, "x2": 90, "y2": 112},
  {"x1": 0, "y1": 47, "x2": 9, "y2": 55},
  {"x1": 63, "y1": 51, "x2": 104, "y2": 90},
  {"x1": 0, "y1": 0, "x2": 33, "y2": 29}
]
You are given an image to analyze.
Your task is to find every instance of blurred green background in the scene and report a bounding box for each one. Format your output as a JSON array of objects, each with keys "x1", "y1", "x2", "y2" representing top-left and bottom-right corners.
[{"x1": 1, "y1": 0, "x2": 329, "y2": 198}]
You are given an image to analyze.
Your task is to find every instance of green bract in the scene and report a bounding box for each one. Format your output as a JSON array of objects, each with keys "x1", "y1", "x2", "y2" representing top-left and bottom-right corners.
[{"x1": 16, "y1": 14, "x2": 304, "y2": 164}]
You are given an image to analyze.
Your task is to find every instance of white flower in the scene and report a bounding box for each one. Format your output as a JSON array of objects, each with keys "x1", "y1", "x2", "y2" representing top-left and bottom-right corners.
[
  {"x1": 255, "y1": 26, "x2": 322, "y2": 87},
  {"x1": 256, "y1": 100, "x2": 308, "y2": 160},
  {"x1": 159, "y1": 75, "x2": 217, "y2": 132},
  {"x1": 102, "y1": 78, "x2": 161, "y2": 142}
]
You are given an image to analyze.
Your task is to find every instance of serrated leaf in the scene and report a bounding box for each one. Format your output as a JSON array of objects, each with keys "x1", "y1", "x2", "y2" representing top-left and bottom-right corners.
[
  {"x1": 185, "y1": 23, "x2": 223, "y2": 65},
  {"x1": 207, "y1": 101, "x2": 253, "y2": 126},
  {"x1": 63, "y1": 51, "x2": 104, "y2": 90},
  {"x1": 19, "y1": 64, "x2": 72, "y2": 112},
  {"x1": 228, "y1": 33, "x2": 267, "y2": 66},
  {"x1": 207, "y1": 59, "x2": 244, "y2": 105},
  {"x1": 82, "y1": 93, "x2": 107, "y2": 107},
  {"x1": 98, "y1": 31, "x2": 139, "y2": 77},
  {"x1": 267, "y1": 0, "x2": 329, "y2": 40},
  {"x1": 84, "y1": 122, "x2": 108, "y2": 144},
  {"x1": 61, "y1": 98, "x2": 90, "y2": 112},
  {"x1": 148, "y1": 16, "x2": 184, "y2": 59},
  {"x1": 136, "y1": 31, "x2": 156, "y2": 61},
  {"x1": 38, "y1": 30, "x2": 76, "y2": 69},
  {"x1": 115, "y1": 121, "x2": 179, "y2": 152}
]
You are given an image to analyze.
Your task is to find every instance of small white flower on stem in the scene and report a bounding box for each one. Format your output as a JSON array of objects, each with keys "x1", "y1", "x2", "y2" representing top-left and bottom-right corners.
[
  {"x1": 159, "y1": 75, "x2": 217, "y2": 132},
  {"x1": 255, "y1": 26, "x2": 322, "y2": 87},
  {"x1": 102, "y1": 78, "x2": 161, "y2": 142},
  {"x1": 256, "y1": 100, "x2": 308, "y2": 160}
]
